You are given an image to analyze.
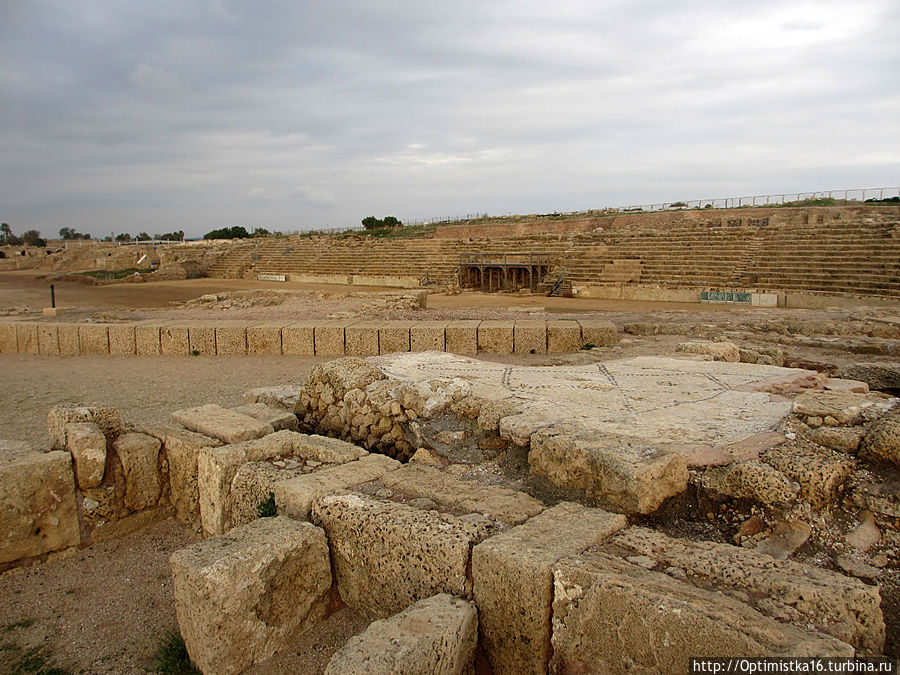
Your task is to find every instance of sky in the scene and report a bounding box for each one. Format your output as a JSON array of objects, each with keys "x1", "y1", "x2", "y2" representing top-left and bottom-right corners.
[{"x1": 1, "y1": 0, "x2": 898, "y2": 239}]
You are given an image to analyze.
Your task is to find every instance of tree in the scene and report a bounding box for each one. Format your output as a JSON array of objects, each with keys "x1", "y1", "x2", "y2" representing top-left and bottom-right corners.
[
  {"x1": 361, "y1": 216, "x2": 382, "y2": 230},
  {"x1": 115, "y1": 233, "x2": 132, "y2": 242},
  {"x1": 0, "y1": 223, "x2": 10, "y2": 244},
  {"x1": 381, "y1": 216, "x2": 402, "y2": 228},
  {"x1": 204, "y1": 226, "x2": 250, "y2": 240},
  {"x1": 22, "y1": 230, "x2": 46, "y2": 247},
  {"x1": 137, "y1": 232, "x2": 151, "y2": 241},
  {"x1": 59, "y1": 226, "x2": 87, "y2": 240},
  {"x1": 252, "y1": 227, "x2": 270, "y2": 237}
]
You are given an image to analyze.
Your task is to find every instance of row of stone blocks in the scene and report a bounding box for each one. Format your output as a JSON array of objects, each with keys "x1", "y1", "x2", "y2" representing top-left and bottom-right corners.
[
  {"x1": 0, "y1": 319, "x2": 619, "y2": 357},
  {"x1": 168, "y1": 431, "x2": 884, "y2": 674}
]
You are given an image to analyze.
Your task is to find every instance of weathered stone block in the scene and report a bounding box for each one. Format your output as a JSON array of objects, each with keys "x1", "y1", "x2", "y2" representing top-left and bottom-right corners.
[
  {"x1": 282, "y1": 322, "x2": 315, "y2": 356},
  {"x1": 112, "y1": 432, "x2": 162, "y2": 511},
  {"x1": 547, "y1": 320, "x2": 581, "y2": 353},
  {"x1": 108, "y1": 324, "x2": 136, "y2": 355},
  {"x1": 0, "y1": 447, "x2": 80, "y2": 564},
  {"x1": 676, "y1": 339, "x2": 740, "y2": 362},
  {"x1": 215, "y1": 326, "x2": 246, "y2": 355},
  {"x1": 38, "y1": 324, "x2": 60, "y2": 355},
  {"x1": 478, "y1": 320, "x2": 514, "y2": 354},
  {"x1": 550, "y1": 552, "x2": 853, "y2": 673},
  {"x1": 77, "y1": 324, "x2": 109, "y2": 355},
  {"x1": 47, "y1": 404, "x2": 122, "y2": 451},
  {"x1": 188, "y1": 326, "x2": 216, "y2": 356},
  {"x1": 445, "y1": 320, "x2": 479, "y2": 355},
  {"x1": 171, "y1": 517, "x2": 331, "y2": 675},
  {"x1": 378, "y1": 321, "x2": 412, "y2": 354},
  {"x1": 379, "y1": 463, "x2": 544, "y2": 525},
  {"x1": 761, "y1": 443, "x2": 855, "y2": 508},
  {"x1": 311, "y1": 493, "x2": 492, "y2": 619},
  {"x1": 247, "y1": 325, "x2": 283, "y2": 355},
  {"x1": 0, "y1": 323, "x2": 16, "y2": 353},
  {"x1": 840, "y1": 362, "x2": 900, "y2": 392},
  {"x1": 579, "y1": 319, "x2": 619, "y2": 347},
  {"x1": 809, "y1": 426, "x2": 865, "y2": 453},
  {"x1": 701, "y1": 460, "x2": 798, "y2": 506},
  {"x1": 792, "y1": 390, "x2": 879, "y2": 425},
  {"x1": 410, "y1": 321, "x2": 447, "y2": 352},
  {"x1": 134, "y1": 325, "x2": 161, "y2": 355},
  {"x1": 65, "y1": 422, "x2": 107, "y2": 488},
  {"x1": 16, "y1": 323, "x2": 39, "y2": 354},
  {"x1": 242, "y1": 385, "x2": 302, "y2": 411},
  {"x1": 58, "y1": 324, "x2": 80, "y2": 357},
  {"x1": 860, "y1": 409, "x2": 900, "y2": 467},
  {"x1": 232, "y1": 403, "x2": 299, "y2": 432},
  {"x1": 275, "y1": 454, "x2": 401, "y2": 520},
  {"x1": 173, "y1": 403, "x2": 274, "y2": 445},
  {"x1": 314, "y1": 323, "x2": 347, "y2": 356},
  {"x1": 514, "y1": 320, "x2": 546, "y2": 355},
  {"x1": 345, "y1": 322, "x2": 380, "y2": 357},
  {"x1": 472, "y1": 503, "x2": 627, "y2": 674},
  {"x1": 160, "y1": 325, "x2": 190, "y2": 356},
  {"x1": 325, "y1": 594, "x2": 477, "y2": 675},
  {"x1": 528, "y1": 429, "x2": 688, "y2": 514}
]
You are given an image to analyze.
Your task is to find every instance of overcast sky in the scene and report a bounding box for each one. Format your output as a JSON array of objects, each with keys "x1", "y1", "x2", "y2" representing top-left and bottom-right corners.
[{"x1": 1, "y1": 0, "x2": 898, "y2": 238}]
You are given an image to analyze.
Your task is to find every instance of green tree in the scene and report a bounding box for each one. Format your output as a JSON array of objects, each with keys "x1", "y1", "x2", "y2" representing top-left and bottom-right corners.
[
  {"x1": 22, "y1": 230, "x2": 46, "y2": 247},
  {"x1": 115, "y1": 233, "x2": 132, "y2": 242},
  {"x1": 252, "y1": 227, "x2": 271, "y2": 237},
  {"x1": 0, "y1": 223, "x2": 10, "y2": 244},
  {"x1": 204, "y1": 226, "x2": 250, "y2": 240},
  {"x1": 137, "y1": 232, "x2": 151, "y2": 241},
  {"x1": 361, "y1": 216, "x2": 382, "y2": 230},
  {"x1": 381, "y1": 216, "x2": 402, "y2": 228}
]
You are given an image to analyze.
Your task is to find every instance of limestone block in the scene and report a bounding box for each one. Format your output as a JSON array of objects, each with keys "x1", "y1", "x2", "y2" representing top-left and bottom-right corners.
[
  {"x1": 701, "y1": 460, "x2": 798, "y2": 506},
  {"x1": 38, "y1": 324, "x2": 60, "y2": 355},
  {"x1": 547, "y1": 320, "x2": 581, "y2": 353},
  {"x1": 171, "y1": 517, "x2": 331, "y2": 675},
  {"x1": 761, "y1": 443, "x2": 855, "y2": 508},
  {"x1": 141, "y1": 425, "x2": 222, "y2": 527},
  {"x1": 792, "y1": 390, "x2": 878, "y2": 425},
  {"x1": 112, "y1": 432, "x2": 162, "y2": 511},
  {"x1": 0, "y1": 448, "x2": 80, "y2": 564},
  {"x1": 77, "y1": 324, "x2": 109, "y2": 355},
  {"x1": 108, "y1": 324, "x2": 136, "y2": 355},
  {"x1": 232, "y1": 403, "x2": 299, "y2": 432},
  {"x1": 551, "y1": 552, "x2": 853, "y2": 673},
  {"x1": 215, "y1": 325, "x2": 247, "y2": 355},
  {"x1": 840, "y1": 362, "x2": 900, "y2": 392},
  {"x1": 47, "y1": 404, "x2": 122, "y2": 451},
  {"x1": 229, "y1": 462, "x2": 307, "y2": 529},
  {"x1": 58, "y1": 324, "x2": 80, "y2": 357},
  {"x1": 282, "y1": 322, "x2": 315, "y2": 356},
  {"x1": 65, "y1": 422, "x2": 107, "y2": 488},
  {"x1": 472, "y1": 503, "x2": 627, "y2": 674},
  {"x1": 825, "y1": 377, "x2": 869, "y2": 393},
  {"x1": 295, "y1": 434, "x2": 367, "y2": 464},
  {"x1": 579, "y1": 319, "x2": 619, "y2": 347},
  {"x1": 860, "y1": 410, "x2": 900, "y2": 467},
  {"x1": 242, "y1": 385, "x2": 302, "y2": 411},
  {"x1": 134, "y1": 325, "x2": 161, "y2": 355},
  {"x1": 477, "y1": 320, "x2": 514, "y2": 354},
  {"x1": 410, "y1": 321, "x2": 447, "y2": 352},
  {"x1": 160, "y1": 325, "x2": 190, "y2": 356},
  {"x1": 188, "y1": 326, "x2": 216, "y2": 356},
  {"x1": 528, "y1": 429, "x2": 688, "y2": 514},
  {"x1": 275, "y1": 454, "x2": 400, "y2": 520},
  {"x1": 809, "y1": 426, "x2": 865, "y2": 453},
  {"x1": 607, "y1": 527, "x2": 885, "y2": 653},
  {"x1": 325, "y1": 594, "x2": 477, "y2": 675},
  {"x1": 16, "y1": 323, "x2": 39, "y2": 354},
  {"x1": 247, "y1": 325, "x2": 283, "y2": 355},
  {"x1": 514, "y1": 320, "x2": 546, "y2": 355},
  {"x1": 378, "y1": 321, "x2": 412, "y2": 354},
  {"x1": 0, "y1": 323, "x2": 16, "y2": 353},
  {"x1": 445, "y1": 320, "x2": 479, "y2": 355},
  {"x1": 345, "y1": 322, "x2": 380, "y2": 357},
  {"x1": 173, "y1": 403, "x2": 274, "y2": 445},
  {"x1": 379, "y1": 463, "x2": 545, "y2": 525},
  {"x1": 676, "y1": 339, "x2": 740, "y2": 362},
  {"x1": 311, "y1": 493, "x2": 492, "y2": 619},
  {"x1": 314, "y1": 323, "x2": 347, "y2": 356}
]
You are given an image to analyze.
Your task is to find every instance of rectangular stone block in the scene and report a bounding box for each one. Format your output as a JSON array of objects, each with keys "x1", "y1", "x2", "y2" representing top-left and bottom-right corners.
[
  {"x1": 232, "y1": 403, "x2": 299, "y2": 432},
  {"x1": 314, "y1": 323, "x2": 347, "y2": 357},
  {"x1": 472, "y1": 503, "x2": 627, "y2": 674},
  {"x1": 514, "y1": 320, "x2": 547, "y2": 355},
  {"x1": 38, "y1": 324, "x2": 60, "y2": 355},
  {"x1": 0, "y1": 448, "x2": 80, "y2": 564},
  {"x1": 345, "y1": 322, "x2": 380, "y2": 357},
  {"x1": 108, "y1": 324, "x2": 136, "y2": 355},
  {"x1": 242, "y1": 385, "x2": 302, "y2": 411},
  {"x1": 188, "y1": 326, "x2": 216, "y2": 356},
  {"x1": 173, "y1": 403, "x2": 274, "y2": 445},
  {"x1": 65, "y1": 422, "x2": 107, "y2": 489},
  {"x1": 547, "y1": 320, "x2": 581, "y2": 353},
  {"x1": 58, "y1": 324, "x2": 80, "y2": 357},
  {"x1": 325, "y1": 594, "x2": 477, "y2": 675},
  {"x1": 160, "y1": 325, "x2": 190, "y2": 355},
  {"x1": 311, "y1": 493, "x2": 493, "y2": 619},
  {"x1": 282, "y1": 323, "x2": 315, "y2": 356},
  {"x1": 135, "y1": 325, "x2": 161, "y2": 355},
  {"x1": 550, "y1": 552, "x2": 853, "y2": 673},
  {"x1": 445, "y1": 320, "x2": 479, "y2": 355},
  {"x1": 112, "y1": 432, "x2": 162, "y2": 511},
  {"x1": 247, "y1": 325, "x2": 283, "y2": 355},
  {"x1": 47, "y1": 403, "x2": 123, "y2": 450},
  {"x1": 579, "y1": 319, "x2": 619, "y2": 346},
  {"x1": 275, "y1": 454, "x2": 401, "y2": 520},
  {"x1": 410, "y1": 321, "x2": 447, "y2": 352},
  {"x1": 171, "y1": 517, "x2": 331, "y2": 675},
  {"x1": 478, "y1": 320, "x2": 514, "y2": 354},
  {"x1": 215, "y1": 325, "x2": 247, "y2": 355},
  {"x1": 379, "y1": 463, "x2": 544, "y2": 525},
  {"x1": 0, "y1": 323, "x2": 17, "y2": 353},
  {"x1": 78, "y1": 324, "x2": 109, "y2": 355},
  {"x1": 378, "y1": 321, "x2": 412, "y2": 354},
  {"x1": 17, "y1": 323, "x2": 39, "y2": 354}
]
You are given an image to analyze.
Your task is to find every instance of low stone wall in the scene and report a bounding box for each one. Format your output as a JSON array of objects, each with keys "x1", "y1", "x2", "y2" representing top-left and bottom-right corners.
[{"x1": 0, "y1": 318, "x2": 618, "y2": 357}]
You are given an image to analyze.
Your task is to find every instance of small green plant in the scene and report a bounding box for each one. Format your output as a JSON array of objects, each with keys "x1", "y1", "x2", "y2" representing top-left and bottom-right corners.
[
  {"x1": 8, "y1": 645, "x2": 66, "y2": 674},
  {"x1": 3, "y1": 620, "x2": 34, "y2": 634},
  {"x1": 257, "y1": 492, "x2": 276, "y2": 518},
  {"x1": 581, "y1": 343, "x2": 596, "y2": 350},
  {"x1": 190, "y1": 349, "x2": 200, "y2": 357},
  {"x1": 152, "y1": 631, "x2": 200, "y2": 674}
]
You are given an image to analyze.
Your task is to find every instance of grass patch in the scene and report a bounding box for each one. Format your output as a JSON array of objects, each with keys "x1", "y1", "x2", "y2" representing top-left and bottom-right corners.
[
  {"x1": 9, "y1": 645, "x2": 67, "y2": 675},
  {"x1": 257, "y1": 492, "x2": 277, "y2": 518},
  {"x1": 75, "y1": 268, "x2": 153, "y2": 280},
  {"x1": 3, "y1": 620, "x2": 34, "y2": 633},
  {"x1": 152, "y1": 631, "x2": 200, "y2": 674},
  {"x1": 581, "y1": 343, "x2": 596, "y2": 350}
]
